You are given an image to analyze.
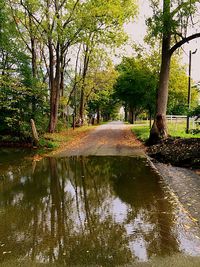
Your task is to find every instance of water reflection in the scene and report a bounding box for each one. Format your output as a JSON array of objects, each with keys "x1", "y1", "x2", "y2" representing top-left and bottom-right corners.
[{"x1": 0, "y1": 155, "x2": 200, "y2": 266}]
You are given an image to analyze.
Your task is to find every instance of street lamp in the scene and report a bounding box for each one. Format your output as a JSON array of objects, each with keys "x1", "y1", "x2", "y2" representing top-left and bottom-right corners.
[{"x1": 186, "y1": 49, "x2": 197, "y2": 133}]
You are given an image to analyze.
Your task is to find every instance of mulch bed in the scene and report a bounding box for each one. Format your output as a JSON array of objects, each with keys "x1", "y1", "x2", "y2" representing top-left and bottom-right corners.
[{"x1": 147, "y1": 137, "x2": 200, "y2": 169}]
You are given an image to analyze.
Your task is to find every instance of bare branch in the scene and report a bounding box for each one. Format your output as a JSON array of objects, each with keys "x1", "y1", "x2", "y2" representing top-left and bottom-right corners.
[{"x1": 169, "y1": 32, "x2": 200, "y2": 56}]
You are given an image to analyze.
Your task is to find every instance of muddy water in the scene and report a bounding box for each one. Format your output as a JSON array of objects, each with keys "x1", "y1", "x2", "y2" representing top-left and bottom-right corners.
[{"x1": 1, "y1": 150, "x2": 200, "y2": 266}]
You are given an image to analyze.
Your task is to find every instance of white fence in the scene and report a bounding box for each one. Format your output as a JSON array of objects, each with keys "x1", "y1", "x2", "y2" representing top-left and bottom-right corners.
[{"x1": 166, "y1": 115, "x2": 199, "y2": 130}]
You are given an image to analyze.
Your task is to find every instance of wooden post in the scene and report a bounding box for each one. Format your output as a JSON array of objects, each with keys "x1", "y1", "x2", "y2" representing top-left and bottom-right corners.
[{"x1": 30, "y1": 119, "x2": 39, "y2": 146}]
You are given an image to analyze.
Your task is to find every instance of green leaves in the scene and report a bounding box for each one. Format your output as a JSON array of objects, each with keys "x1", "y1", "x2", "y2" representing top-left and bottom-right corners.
[
  {"x1": 147, "y1": 0, "x2": 200, "y2": 42},
  {"x1": 114, "y1": 55, "x2": 158, "y2": 115}
]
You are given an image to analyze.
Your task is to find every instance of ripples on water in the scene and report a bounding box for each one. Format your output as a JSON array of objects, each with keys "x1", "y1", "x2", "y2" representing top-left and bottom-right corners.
[{"x1": 0, "y1": 149, "x2": 200, "y2": 266}]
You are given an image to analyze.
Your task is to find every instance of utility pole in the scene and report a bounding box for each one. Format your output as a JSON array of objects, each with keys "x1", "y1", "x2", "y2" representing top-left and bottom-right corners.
[{"x1": 186, "y1": 49, "x2": 197, "y2": 133}]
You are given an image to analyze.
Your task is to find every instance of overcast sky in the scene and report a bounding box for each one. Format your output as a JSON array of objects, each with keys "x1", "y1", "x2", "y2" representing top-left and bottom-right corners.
[{"x1": 124, "y1": 0, "x2": 200, "y2": 82}]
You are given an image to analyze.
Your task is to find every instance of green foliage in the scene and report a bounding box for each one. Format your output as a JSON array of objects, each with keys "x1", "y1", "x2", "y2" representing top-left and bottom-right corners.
[
  {"x1": 0, "y1": 0, "x2": 50, "y2": 140},
  {"x1": 168, "y1": 57, "x2": 189, "y2": 115},
  {"x1": 189, "y1": 105, "x2": 200, "y2": 117},
  {"x1": 38, "y1": 138, "x2": 59, "y2": 149},
  {"x1": 146, "y1": 0, "x2": 199, "y2": 44},
  {"x1": 114, "y1": 54, "x2": 158, "y2": 119},
  {"x1": 87, "y1": 60, "x2": 119, "y2": 121}
]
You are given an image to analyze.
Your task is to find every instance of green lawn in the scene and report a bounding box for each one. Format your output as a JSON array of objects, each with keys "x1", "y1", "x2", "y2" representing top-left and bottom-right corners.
[{"x1": 132, "y1": 121, "x2": 200, "y2": 142}]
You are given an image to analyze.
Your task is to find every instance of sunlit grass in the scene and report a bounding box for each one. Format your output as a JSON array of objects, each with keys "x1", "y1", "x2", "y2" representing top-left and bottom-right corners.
[
  {"x1": 168, "y1": 121, "x2": 200, "y2": 138},
  {"x1": 132, "y1": 120, "x2": 200, "y2": 141},
  {"x1": 131, "y1": 125, "x2": 149, "y2": 141},
  {"x1": 38, "y1": 125, "x2": 96, "y2": 152}
]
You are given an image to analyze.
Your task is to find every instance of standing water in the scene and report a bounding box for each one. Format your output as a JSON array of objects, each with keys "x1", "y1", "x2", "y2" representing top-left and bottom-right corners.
[{"x1": 0, "y1": 149, "x2": 200, "y2": 266}]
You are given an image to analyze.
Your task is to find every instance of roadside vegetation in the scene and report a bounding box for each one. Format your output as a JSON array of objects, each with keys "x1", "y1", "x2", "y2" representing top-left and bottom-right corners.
[
  {"x1": 132, "y1": 121, "x2": 200, "y2": 142},
  {"x1": 1, "y1": 0, "x2": 200, "y2": 148}
]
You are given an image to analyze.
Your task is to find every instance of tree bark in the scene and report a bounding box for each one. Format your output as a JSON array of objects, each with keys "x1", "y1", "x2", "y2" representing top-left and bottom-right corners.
[
  {"x1": 149, "y1": 0, "x2": 171, "y2": 144},
  {"x1": 128, "y1": 108, "x2": 134, "y2": 124},
  {"x1": 124, "y1": 103, "x2": 128, "y2": 122},
  {"x1": 97, "y1": 106, "x2": 100, "y2": 124},
  {"x1": 30, "y1": 36, "x2": 37, "y2": 117},
  {"x1": 149, "y1": 35, "x2": 171, "y2": 144},
  {"x1": 30, "y1": 119, "x2": 39, "y2": 146},
  {"x1": 48, "y1": 42, "x2": 61, "y2": 133}
]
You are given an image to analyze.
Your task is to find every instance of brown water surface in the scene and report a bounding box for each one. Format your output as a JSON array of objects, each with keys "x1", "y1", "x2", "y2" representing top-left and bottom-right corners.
[{"x1": 0, "y1": 149, "x2": 200, "y2": 266}]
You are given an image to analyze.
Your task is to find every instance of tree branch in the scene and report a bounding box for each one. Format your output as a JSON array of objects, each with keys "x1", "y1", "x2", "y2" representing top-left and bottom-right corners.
[
  {"x1": 171, "y1": 0, "x2": 197, "y2": 18},
  {"x1": 169, "y1": 32, "x2": 200, "y2": 56}
]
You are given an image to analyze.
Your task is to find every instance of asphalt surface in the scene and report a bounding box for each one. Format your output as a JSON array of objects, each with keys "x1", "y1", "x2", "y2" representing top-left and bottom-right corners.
[
  {"x1": 57, "y1": 121, "x2": 145, "y2": 157},
  {"x1": 154, "y1": 162, "x2": 200, "y2": 225}
]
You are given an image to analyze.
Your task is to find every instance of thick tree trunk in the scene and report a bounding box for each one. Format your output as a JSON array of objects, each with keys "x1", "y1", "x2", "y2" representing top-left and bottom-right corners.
[
  {"x1": 148, "y1": 0, "x2": 171, "y2": 144},
  {"x1": 149, "y1": 44, "x2": 171, "y2": 144},
  {"x1": 49, "y1": 83, "x2": 60, "y2": 133},
  {"x1": 128, "y1": 108, "x2": 134, "y2": 124}
]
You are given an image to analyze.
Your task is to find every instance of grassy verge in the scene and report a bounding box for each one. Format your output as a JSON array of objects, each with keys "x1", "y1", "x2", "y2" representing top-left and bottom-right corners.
[
  {"x1": 131, "y1": 125, "x2": 150, "y2": 142},
  {"x1": 37, "y1": 125, "x2": 97, "y2": 154},
  {"x1": 132, "y1": 121, "x2": 200, "y2": 142}
]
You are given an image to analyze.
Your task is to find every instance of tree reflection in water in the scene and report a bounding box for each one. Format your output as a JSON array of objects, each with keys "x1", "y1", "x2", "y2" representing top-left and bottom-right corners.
[{"x1": 0, "y1": 155, "x2": 200, "y2": 266}]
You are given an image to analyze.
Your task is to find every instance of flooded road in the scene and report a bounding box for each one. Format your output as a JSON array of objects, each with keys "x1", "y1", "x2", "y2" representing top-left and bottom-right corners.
[{"x1": 1, "y1": 150, "x2": 200, "y2": 266}]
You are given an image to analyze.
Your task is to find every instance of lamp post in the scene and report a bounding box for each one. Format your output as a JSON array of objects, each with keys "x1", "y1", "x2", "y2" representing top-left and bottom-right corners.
[{"x1": 186, "y1": 49, "x2": 197, "y2": 133}]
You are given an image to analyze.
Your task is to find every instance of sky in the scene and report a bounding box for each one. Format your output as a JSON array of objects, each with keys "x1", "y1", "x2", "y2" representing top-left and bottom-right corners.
[{"x1": 124, "y1": 0, "x2": 200, "y2": 83}]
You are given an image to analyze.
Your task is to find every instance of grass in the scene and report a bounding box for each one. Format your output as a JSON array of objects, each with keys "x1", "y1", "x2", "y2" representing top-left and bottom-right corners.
[
  {"x1": 37, "y1": 125, "x2": 97, "y2": 154},
  {"x1": 131, "y1": 125, "x2": 150, "y2": 141},
  {"x1": 132, "y1": 120, "x2": 200, "y2": 142}
]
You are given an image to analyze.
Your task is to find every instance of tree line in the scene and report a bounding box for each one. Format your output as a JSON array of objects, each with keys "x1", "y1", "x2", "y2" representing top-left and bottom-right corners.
[
  {"x1": 0, "y1": 0, "x2": 200, "y2": 144},
  {"x1": 0, "y1": 0, "x2": 137, "y2": 140}
]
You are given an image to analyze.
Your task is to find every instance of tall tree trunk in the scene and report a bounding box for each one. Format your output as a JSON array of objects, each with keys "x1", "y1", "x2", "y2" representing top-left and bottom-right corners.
[
  {"x1": 79, "y1": 88, "x2": 85, "y2": 124},
  {"x1": 149, "y1": 0, "x2": 171, "y2": 144},
  {"x1": 79, "y1": 43, "x2": 90, "y2": 125},
  {"x1": 48, "y1": 42, "x2": 61, "y2": 133},
  {"x1": 31, "y1": 37, "x2": 37, "y2": 117},
  {"x1": 28, "y1": 11, "x2": 38, "y2": 118},
  {"x1": 129, "y1": 108, "x2": 134, "y2": 124},
  {"x1": 124, "y1": 103, "x2": 128, "y2": 122}
]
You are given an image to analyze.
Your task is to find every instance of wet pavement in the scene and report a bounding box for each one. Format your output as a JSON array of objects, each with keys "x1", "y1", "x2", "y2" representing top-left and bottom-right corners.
[{"x1": 154, "y1": 162, "x2": 200, "y2": 225}]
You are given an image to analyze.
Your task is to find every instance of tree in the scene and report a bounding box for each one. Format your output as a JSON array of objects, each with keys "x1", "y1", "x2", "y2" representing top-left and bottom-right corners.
[
  {"x1": 87, "y1": 60, "x2": 118, "y2": 123},
  {"x1": 147, "y1": 0, "x2": 200, "y2": 143},
  {"x1": 114, "y1": 55, "x2": 157, "y2": 124},
  {"x1": 0, "y1": 0, "x2": 48, "y2": 138},
  {"x1": 7, "y1": 0, "x2": 137, "y2": 133},
  {"x1": 76, "y1": 0, "x2": 137, "y2": 124}
]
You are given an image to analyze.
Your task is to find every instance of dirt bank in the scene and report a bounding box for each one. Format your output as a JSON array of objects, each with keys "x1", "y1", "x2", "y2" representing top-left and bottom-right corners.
[{"x1": 147, "y1": 137, "x2": 200, "y2": 169}]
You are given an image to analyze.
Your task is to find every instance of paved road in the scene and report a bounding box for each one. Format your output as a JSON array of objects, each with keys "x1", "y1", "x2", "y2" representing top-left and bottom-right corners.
[
  {"x1": 57, "y1": 121, "x2": 145, "y2": 157},
  {"x1": 155, "y1": 162, "x2": 200, "y2": 225}
]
